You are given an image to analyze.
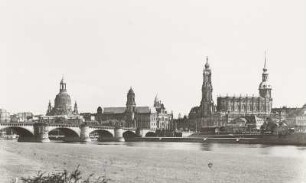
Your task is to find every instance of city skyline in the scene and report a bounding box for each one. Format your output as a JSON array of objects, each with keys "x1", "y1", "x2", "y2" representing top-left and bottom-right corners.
[{"x1": 0, "y1": 0, "x2": 305, "y2": 116}]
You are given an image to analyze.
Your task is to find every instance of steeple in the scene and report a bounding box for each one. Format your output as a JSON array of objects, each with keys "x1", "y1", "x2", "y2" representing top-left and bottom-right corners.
[
  {"x1": 262, "y1": 52, "x2": 269, "y2": 82},
  {"x1": 259, "y1": 52, "x2": 272, "y2": 98},
  {"x1": 263, "y1": 52, "x2": 267, "y2": 72},
  {"x1": 154, "y1": 94, "x2": 161, "y2": 108},
  {"x1": 205, "y1": 56, "x2": 210, "y2": 69},
  {"x1": 200, "y1": 56, "x2": 214, "y2": 117},
  {"x1": 47, "y1": 100, "x2": 52, "y2": 115}
]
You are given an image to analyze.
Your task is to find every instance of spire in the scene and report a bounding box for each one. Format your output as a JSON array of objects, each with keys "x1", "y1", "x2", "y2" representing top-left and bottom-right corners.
[
  {"x1": 73, "y1": 101, "x2": 78, "y2": 114},
  {"x1": 205, "y1": 56, "x2": 210, "y2": 69},
  {"x1": 61, "y1": 75, "x2": 65, "y2": 83},
  {"x1": 263, "y1": 51, "x2": 267, "y2": 72},
  {"x1": 47, "y1": 100, "x2": 52, "y2": 115},
  {"x1": 154, "y1": 93, "x2": 161, "y2": 108},
  {"x1": 154, "y1": 94, "x2": 159, "y2": 102}
]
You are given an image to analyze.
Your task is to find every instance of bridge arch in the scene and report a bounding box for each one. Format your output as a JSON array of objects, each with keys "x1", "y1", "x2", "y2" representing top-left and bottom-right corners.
[
  {"x1": 145, "y1": 132, "x2": 157, "y2": 137},
  {"x1": 0, "y1": 126, "x2": 35, "y2": 142},
  {"x1": 48, "y1": 127, "x2": 80, "y2": 142},
  {"x1": 90, "y1": 130, "x2": 113, "y2": 141},
  {"x1": 123, "y1": 130, "x2": 138, "y2": 140}
]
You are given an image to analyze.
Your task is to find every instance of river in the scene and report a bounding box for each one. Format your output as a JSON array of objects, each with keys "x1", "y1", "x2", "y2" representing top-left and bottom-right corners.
[{"x1": 0, "y1": 140, "x2": 306, "y2": 183}]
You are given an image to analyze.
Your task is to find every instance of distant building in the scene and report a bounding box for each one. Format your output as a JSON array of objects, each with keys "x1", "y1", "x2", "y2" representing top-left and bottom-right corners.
[
  {"x1": 0, "y1": 109, "x2": 10, "y2": 123},
  {"x1": 272, "y1": 104, "x2": 306, "y2": 132},
  {"x1": 96, "y1": 88, "x2": 172, "y2": 130},
  {"x1": 10, "y1": 112, "x2": 33, "y2": 123},
  {"x1": 188, "y1": 56, "x2": 273, "y2": 132},
  {"x1": 153, "y1": 95, "x2": 173, "y2": 130}
]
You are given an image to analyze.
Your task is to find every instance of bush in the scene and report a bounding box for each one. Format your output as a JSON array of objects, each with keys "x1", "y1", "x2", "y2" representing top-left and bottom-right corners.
[{"x1": 19, "y1": 165, "x2": 109, "y2": 183}]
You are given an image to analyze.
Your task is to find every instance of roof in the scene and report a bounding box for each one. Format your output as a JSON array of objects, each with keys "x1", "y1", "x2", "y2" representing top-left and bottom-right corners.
[
  {"x1": 102, "y1": 106, "x2": 152, "y2": 114},
  {"x1": 135, "y1": 106, "x2": 151, "y2": 113},
  {"x1": 103, "y1": 107, "x2": 126, "y2": 114}
]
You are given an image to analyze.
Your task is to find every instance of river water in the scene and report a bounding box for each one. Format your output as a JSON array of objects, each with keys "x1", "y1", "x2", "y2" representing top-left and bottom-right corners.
[{"x1": 0, "y1": 140, "x2": 306, "y2": 183}]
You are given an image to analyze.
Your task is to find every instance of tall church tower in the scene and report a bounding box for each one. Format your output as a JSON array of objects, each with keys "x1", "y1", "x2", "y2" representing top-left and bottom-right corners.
[
  {"x1": 126, "y1": 87, "x2": 136, "y2": 127},
  {"x1": 259, "y1": 55, "x2": 272, "y2": 98},
  {"x1": 200, "y1": 57, "x2": 214, "y2": 117}
]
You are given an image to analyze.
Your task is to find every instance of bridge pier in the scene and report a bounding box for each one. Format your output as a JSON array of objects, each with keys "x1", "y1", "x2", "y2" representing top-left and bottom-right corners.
[
  {"x1": 114, "y1": 127, "x2": 125, "y2": 142},
  {"x1": 34, "y1": 123, "x2": 50, "y2": 143},
  {"x1": 80, "y1": 124, "x2": 91, "y2": 142}
]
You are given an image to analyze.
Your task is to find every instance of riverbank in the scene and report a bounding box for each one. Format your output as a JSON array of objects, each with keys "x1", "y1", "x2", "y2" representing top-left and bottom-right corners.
[{"x1": 1, "y1": 141, "x2": 306, "y2": 183}]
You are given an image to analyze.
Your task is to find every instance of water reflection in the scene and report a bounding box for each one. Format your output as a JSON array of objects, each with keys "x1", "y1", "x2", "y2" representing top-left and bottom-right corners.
[
  {"x1": 201, "y1": 143, "x2": 212, "y2": 151},
  {"x1": 53, "y1": 139, "x2": 306, "y2": 157}
]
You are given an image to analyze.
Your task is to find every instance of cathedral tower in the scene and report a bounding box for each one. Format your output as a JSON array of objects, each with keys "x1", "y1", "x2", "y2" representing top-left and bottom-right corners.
[
  {"x1": 200, "y1": 57, "x2": 214, "y2": 117},
  {"x1": 259, "y1": 54, "x2": 272, "y2": 98}
]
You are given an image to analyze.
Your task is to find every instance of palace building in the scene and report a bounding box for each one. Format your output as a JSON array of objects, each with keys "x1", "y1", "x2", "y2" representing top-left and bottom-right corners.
[
  {"x1": 95, "y1": 88, "x2": 173, "y2": 130},
  {"x1": 188, "y1": 56, "x2": 273, "y2": 131}
]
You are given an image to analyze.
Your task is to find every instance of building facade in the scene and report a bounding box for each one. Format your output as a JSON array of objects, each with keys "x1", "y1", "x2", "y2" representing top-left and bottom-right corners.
[
  {"x1": 271, "y1": 104, "x2": 306, "y2": 132},
  {"x1": 217, "y1": 58, "x2": 272, "y2": 120},
  {"x1": 0, "y1": 109, "x2": 10, "y2": 123},
  {"x1": 10, "y1": 112, "x2": 33, "y2": 123},
  {"x1": 96, "y1": 88, "x2": 172, "y2": 131}
]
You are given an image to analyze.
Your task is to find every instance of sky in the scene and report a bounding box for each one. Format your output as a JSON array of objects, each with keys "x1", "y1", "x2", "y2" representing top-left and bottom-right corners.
[{"x1": 0, "y1": 0, "x2": 305, "y2": 117}]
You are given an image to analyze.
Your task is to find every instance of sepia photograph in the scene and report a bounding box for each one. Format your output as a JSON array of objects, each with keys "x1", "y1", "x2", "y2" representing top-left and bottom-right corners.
[{"x1": 0, "y1": 0, "x2": 305, "y2": 182}]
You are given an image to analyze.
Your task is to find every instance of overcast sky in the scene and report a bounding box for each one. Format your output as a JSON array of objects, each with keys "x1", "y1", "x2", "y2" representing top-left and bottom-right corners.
[{"x1": 0, "y1": 0, "x2": 305, "y2": 116}]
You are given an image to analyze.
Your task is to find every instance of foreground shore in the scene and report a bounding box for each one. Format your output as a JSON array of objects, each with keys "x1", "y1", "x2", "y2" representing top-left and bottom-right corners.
[{"x1": 1, "y1": 140, "x2": 306, "y2": 183}]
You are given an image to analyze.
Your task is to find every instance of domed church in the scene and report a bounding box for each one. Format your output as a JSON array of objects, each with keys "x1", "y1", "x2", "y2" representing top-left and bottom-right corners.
[{"x1": 46, "y1": 78, "x2": 78, "y2": 116}]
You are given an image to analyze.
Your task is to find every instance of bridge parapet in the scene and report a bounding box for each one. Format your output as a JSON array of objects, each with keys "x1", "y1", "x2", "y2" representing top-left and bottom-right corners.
[{"x1": 0, "y1": 122, "x2": 34, "y2": 126}]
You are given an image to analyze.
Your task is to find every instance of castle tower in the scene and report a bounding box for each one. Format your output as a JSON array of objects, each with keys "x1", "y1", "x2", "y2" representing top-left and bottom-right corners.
[
  {"x1": 200, "y1": 57, "x2": 214, "y2": 117},
  {"x1": 259, "y1": 54, "x2": 272, "y2": 98}
]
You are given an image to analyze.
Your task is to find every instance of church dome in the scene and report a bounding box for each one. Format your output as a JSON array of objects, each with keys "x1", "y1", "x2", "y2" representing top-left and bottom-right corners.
[
  {"x1": 54, "y1": 92, "x2": 72, "y2": 109},
  {"x1": 51, "y1": 78, "x2": 73, "y2": 115}
]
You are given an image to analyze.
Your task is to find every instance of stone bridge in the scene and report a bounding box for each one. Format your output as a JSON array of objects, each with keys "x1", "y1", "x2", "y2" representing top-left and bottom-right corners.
[{"x1": 0, "y1": 123, "x2": 155, "y2": 142}]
